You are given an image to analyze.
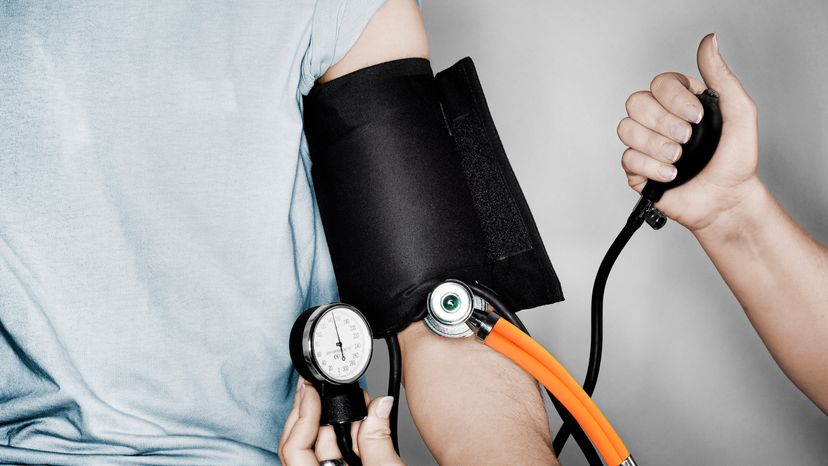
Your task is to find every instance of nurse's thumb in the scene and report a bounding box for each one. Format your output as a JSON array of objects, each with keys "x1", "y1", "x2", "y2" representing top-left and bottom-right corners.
[
  {"x1": 356, "y1": 397, "x2": 405, "y2": 465},
  {"x1": 696, "y1": 33, "x2": 757, "y2": 119}
]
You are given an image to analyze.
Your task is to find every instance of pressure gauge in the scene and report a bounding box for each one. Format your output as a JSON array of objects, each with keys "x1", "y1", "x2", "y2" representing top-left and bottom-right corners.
[{"x1": 290, "y1": 303, "x2": 373, "y2": 385}]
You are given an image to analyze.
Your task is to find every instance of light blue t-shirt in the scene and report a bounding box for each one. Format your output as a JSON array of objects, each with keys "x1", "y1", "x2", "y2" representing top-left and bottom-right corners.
[{"x1": 0, "y1": 1, "x2": 387, "y2": 464}]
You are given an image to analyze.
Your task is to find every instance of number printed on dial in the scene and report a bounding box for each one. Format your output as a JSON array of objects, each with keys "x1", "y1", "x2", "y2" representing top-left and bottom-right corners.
[{"x1": 311, "y1": 306, "x2": 372, "y2": 383}]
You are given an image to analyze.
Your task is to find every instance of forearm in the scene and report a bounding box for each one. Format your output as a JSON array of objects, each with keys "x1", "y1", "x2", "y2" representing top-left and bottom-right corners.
[
  {"x1": 398, "y1": 320, "x2": 558, "y2": 465},
  {"x1": 694, "y1": 177, "x2": 828, "y2": 412}
]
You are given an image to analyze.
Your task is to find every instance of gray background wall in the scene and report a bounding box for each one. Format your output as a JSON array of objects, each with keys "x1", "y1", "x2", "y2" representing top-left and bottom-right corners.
[{"x1": 364, "y1": 1, "x2": 828, "y2": 464}]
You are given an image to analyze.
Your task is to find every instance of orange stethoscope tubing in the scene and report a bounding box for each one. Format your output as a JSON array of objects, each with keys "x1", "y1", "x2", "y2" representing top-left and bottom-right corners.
[
  {"x1": 484, "y1": 318, "x2": 630, "y2": 466},
  {"x1": 493, "y1": 318, "x2": 628, "y2": 458}
]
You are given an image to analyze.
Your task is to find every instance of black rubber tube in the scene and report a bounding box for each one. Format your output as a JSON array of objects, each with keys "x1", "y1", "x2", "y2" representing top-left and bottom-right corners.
[
  {"x1": 553, "y1": 202, "x2": 647, "y2": 453},
  {"x1": 469, "y1": 283, "x2": 602, "y2": 466},
  {"x1": 385, "y1": 335, "x2": 402, "y2": 454},
  {"x1": 333, "y1": 422, "x2": 362, "y2": 466}
]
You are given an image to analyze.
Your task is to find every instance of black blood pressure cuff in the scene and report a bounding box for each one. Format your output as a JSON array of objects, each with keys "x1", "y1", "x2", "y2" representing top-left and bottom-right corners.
[{"x1": 303, "y1": 57, "x2": 563, "y2": 337}]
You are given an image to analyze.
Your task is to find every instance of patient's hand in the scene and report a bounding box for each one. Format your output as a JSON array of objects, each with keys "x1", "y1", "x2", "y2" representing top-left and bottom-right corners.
[{"x1": 278, "y1": 378, "x2": 405, "y2": 466}]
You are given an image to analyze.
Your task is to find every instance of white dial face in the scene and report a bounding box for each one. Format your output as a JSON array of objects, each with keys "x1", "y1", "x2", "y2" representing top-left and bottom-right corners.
[{"x1": 311, "y1": 306, "x2": 373, "y2": 383}]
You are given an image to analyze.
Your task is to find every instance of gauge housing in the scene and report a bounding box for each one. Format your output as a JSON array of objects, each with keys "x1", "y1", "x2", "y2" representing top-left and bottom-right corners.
[{"x1": 290, "y1": 303, "x2": 374, "y2": 385}]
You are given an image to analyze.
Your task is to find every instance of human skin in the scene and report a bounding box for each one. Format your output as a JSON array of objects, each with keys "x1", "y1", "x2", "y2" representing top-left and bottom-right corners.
[
  {"x1": 617, "y1": 33, "x2": 828, "y2": 413},
  {"x1": 314, "y1": 0, "x2": 560, "y2": 464},
  {"x1": 279, "y1": 379, "x2": 404, "y2": 466}
]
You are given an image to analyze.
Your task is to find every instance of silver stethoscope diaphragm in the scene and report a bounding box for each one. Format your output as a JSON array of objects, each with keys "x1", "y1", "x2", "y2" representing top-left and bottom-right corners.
[{"x1": 424, "y1": 279, "x2": 486, "y2": 338}]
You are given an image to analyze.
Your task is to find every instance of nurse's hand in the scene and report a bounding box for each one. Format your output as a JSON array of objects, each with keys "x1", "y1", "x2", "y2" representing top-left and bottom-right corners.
[
  {"x1": 617, "y1": 33, "x2": 763, "y2": 233},
  {"x1": 278, "y1": 378, "x2": 405, "y2": 466}
]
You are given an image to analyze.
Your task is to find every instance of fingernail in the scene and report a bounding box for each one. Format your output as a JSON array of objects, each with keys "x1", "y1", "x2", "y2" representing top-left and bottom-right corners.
[
  {"x1": 297, "y1": 379, "x2": 305, "y2": 399},
  {"x1": 671, "y1": 124, "x2": 690, "y2": 143},
  {"x1": 712, "y1": 33, "x2": 719, "y2": 55},
  {"x1": 658, "y1": 165, "x2": 677, "y2": 180},
  {"x1": 660, "y1": 142, "x2": 681, "y2": 162},
  {"x1": 683, "y1": 104, "x2": 702, "y2": 124},
  {"x1": 375, "y1": 396, "x2": 394, "y2": 419}
]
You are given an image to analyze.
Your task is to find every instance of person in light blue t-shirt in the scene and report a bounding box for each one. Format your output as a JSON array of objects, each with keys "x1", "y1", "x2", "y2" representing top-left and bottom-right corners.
[{"x1": 0, "y1": 0, "x2": 561, "y2": 465}]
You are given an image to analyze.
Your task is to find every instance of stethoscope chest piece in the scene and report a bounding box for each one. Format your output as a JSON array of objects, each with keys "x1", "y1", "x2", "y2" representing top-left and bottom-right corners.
[{"x1": 424, "y1": 279, "x2": 486, "y2": 338}]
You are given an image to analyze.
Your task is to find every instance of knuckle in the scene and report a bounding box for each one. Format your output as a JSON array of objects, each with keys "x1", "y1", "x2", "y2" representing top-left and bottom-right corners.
[
  {"x1": 282, "y1": 438, "x2": 299, "y2": 454},
  {"x1": 290, "y1": 418, "x2": 312, "y2": 433},
  {"x1": 359, "y1": 425, "x2": 393, "y2": 442},
  {"x1": 669, "y1": 90, "x2": 687, "y2": 111},
  {"x1": 625, "y1": 90, "x2": 649, "y2": 114},
  {"x1": 656, "y1": 109, "x2": 676, "y2": 129},
  {"x1": 283, "y1": 431, "x2": 301, "y2": 447},
  {"x1": 616, "y1": 117, "x2": 633, "y2": 140},
  {"x1": 622, "y1": 148, "x2": 648, "y2": 174},
  {"x1": 282, "y1": 449, "x2": 301, "y2": 464},
  {"x1": 649, "y1": 72, "x2": 671, "y2": 92},
  {"x1": 651, "y1": 72, "x2": 691, "y2": 101}
]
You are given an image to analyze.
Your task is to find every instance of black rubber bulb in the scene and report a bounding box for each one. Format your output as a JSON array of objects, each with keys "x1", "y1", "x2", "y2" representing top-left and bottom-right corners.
[{"x1": 641, "y1": 89, "x2": 723, "y2": 203}]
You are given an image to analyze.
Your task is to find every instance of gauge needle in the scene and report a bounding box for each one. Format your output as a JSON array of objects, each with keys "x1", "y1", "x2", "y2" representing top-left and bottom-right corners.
[{"x1": 332, "y1": 312, "x2": 346, "y2": 361}]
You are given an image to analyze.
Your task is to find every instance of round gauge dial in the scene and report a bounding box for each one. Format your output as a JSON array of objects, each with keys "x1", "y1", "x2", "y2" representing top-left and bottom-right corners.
[{"x1": 306, "y1": 304, "x2": 373, "y2": 384}]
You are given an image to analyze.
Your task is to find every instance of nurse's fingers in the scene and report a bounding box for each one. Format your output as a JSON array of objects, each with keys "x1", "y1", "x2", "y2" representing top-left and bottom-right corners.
[
  {"x1": 278, "y1": 379, "x2": 307, "y2": 455},
  {"x1": 617, "y1": 117, "x2": 682, "y2": 164},
  {"x1": 349, "y1": 390, "x2": 372, "y2": 456},
  {"x1": 649, "y1": 72, "x2": 707, "y2": 124},
  {"x1": 315, "y1": 426, "x2": 342, "y2": 462},
  {"x1": 357, "y1": 396, "x2": 405, "y2": 465},
  {"x1": 280, "y1": 380, "x2": 323, "y2": 465},
  {"x1": 625, "y1": 90, "x2": 693, "y2": 145},
  {"x1": 626, "y1": 173, "x2": 648, "y2": 193},
  {"x1": 621, "y1": 148, "x2": 677, "y2": 186}
]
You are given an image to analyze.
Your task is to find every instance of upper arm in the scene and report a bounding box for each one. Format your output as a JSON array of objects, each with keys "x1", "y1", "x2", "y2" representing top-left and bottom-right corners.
[
  {"x1": 313, "y1": 3, "x2": 557, "y2": 461},
  {"x1": 319, "y1": 0, "x2": 429, "y2": 83}
]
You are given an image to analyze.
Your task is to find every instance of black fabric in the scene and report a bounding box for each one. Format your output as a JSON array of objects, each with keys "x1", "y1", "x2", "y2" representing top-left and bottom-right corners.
[
  {"x1": 435, "y1": 58, "x2": 564, "y2": 310},
  {"x1": 303, "y1": 57, "x2": 563, "y2": 337}
]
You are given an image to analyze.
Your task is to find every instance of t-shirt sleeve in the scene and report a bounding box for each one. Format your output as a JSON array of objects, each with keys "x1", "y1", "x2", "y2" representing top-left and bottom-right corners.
[{"x1": 299, "y1": 0, "x2": 391, "y2": 95}]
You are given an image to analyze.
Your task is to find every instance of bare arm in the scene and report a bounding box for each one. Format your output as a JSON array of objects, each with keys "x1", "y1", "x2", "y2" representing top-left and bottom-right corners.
[
  {"x1": 398, "y1": 321, "x2": 556, "y2": 465},
  {"x1": 694, "y1": 179, "x2": 828, "y2": 412},
  {"x1": 617, "y1": 33, "x2": 828, "y2": 412},
  {"x1": 321, "y1": 0, "x2": 558, "y2": 463},
  {"x1": 319, "y1": 0, "x2": 428, "y2": 83}
]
